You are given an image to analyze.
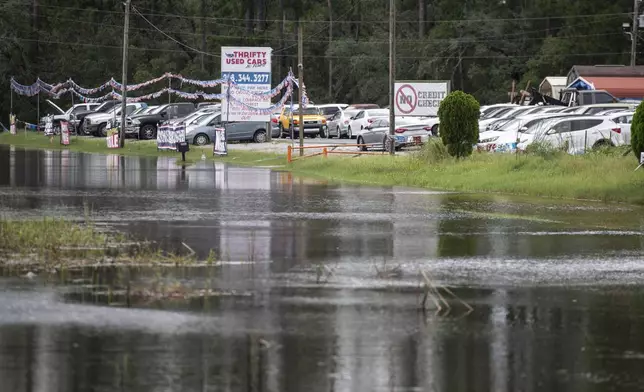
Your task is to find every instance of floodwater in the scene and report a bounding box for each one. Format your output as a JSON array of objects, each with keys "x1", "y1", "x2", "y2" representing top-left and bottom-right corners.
[{"x1": 1, "y1": 145, "x2": 644, "y2": 391}]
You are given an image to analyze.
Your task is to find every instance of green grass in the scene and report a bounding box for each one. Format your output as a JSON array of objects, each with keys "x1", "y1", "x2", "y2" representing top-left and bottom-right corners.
[
  {"x1": 0, "y1": 131, "x2": 284, "y2": 165},
  {"x1": 286, "y1": 146, "x2": 644, "y2": 204}
]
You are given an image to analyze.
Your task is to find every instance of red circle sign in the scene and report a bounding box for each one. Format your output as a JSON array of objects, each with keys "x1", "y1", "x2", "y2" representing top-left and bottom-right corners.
[{"x1": 395, "y1": 84, "x2": 417, "y2": 115}]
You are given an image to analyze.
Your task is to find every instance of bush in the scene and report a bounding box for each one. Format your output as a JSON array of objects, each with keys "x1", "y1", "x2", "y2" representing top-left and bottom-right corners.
[
  {"x1": 416, "y1": 138, "x2": 449, "y2": 164},
  {"x1": 631, "y1": 101, "x2": 644, "y2": 162},
  {"x1": 437, "y1": 91, "x2": 480, "y2": 158}
]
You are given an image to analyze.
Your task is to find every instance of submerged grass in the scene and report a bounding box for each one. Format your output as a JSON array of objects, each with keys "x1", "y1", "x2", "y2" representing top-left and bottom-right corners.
[{"x1": 0, "y1": 217, "x2": 202, "y2": 268}]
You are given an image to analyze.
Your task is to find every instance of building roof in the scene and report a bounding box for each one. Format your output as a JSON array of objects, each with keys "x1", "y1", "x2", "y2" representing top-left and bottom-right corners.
[
  {"x1": 539, "y1": 76, "x2": 567, "y2": 89},
  {"x1": 570, "y1": 65, "x2": 644, "y2": 78},
  {"x1": 578, "y1": 76, "x2": 644, "y2": 98}
]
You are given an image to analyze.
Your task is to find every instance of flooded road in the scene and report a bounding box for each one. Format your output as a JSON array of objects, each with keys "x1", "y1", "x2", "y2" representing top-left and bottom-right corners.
[{"x1": 1, "y1": 145, "x2": 644, "y2": 391}]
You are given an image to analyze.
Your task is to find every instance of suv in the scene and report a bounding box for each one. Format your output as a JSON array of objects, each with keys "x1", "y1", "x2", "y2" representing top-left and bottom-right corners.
[
  {"x1": 84, "y1": 103, "x2": 148, "y2": 137},
  {"x1": 525, "y1": 116, "x2": 621, "y2": 153},
  {"x1": 278, "y1": 106, "x2": 328, "y2": 138},
  {"x1": 129, "y1": 102, "x2": 196, "y2": 139}
]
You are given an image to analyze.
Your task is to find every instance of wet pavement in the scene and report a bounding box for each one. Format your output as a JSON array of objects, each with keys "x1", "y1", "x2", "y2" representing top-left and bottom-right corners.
[{"x1": 1, "y1": 145, "x2": 644, "y2": 391}]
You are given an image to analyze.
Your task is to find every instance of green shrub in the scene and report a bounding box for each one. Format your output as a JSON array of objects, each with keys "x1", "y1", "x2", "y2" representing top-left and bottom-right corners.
[
  {"x1": 416, "y1": 138, "x2": 449, "y2": 164},
  {"x1": 631, "y1": 101, "x2": 644, "y2": 162},
  {"x1": 525, "y1": 140, "x2": 562, "y2": 160},
  {"x1": 437, "y1": 91, "x2": 480, "y2": 158}
]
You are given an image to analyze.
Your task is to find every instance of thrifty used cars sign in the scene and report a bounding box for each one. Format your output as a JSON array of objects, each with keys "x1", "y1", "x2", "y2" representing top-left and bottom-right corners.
[
  {"x1": 221, "y1": 46, "x2": 272, "y2": 122},
  {"x1": 394, "y1": 81, "x2": 450, "y2": 116}
]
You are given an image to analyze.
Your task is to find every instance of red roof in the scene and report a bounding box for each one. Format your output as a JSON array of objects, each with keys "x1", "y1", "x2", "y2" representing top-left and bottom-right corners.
[{"x1": 584, "y1": 76, "x2": 644, "y2": 98}]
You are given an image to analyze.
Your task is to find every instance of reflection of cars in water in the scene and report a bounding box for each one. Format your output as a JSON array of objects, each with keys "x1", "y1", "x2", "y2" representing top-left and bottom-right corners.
[
  {"x1": 186, "y1": 112, "x2": 279, "y2": 145},
  {"x1": 358, "y1": 117, "x2": 434, "y2": 151}
]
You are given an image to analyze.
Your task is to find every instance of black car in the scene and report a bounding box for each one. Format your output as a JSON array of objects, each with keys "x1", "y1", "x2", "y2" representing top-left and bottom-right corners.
[
  {"x1": 77, "y1": 100, "x2": 119, "y2": 135},
  {"x1": 128, "y1": 102, "x2": 196, "y2": 139}
]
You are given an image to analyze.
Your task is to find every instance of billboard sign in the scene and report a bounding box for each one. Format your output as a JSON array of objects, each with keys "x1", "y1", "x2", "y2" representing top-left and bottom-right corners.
[
  {"x1": 221, "y1": 46, "x2": 272, "y2": 122},
  {"x1": 394, "y1": 81, "x2": 450, "y2": 116}
]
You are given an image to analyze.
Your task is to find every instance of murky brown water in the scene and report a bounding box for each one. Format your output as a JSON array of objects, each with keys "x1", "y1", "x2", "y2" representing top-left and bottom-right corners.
[{"x1": 1, "y1": 145, "x2": 644, "y2": 391}]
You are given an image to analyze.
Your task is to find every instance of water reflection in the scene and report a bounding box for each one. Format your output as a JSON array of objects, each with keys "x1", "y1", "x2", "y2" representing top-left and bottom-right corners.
[{"x1": 3, "y1": 147, "x2": 644, "y2": 391}]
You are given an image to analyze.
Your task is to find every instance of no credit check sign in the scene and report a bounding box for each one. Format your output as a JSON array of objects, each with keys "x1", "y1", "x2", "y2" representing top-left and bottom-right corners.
[
  {"x1": 394, "y1": 81, "x2": 450, "y2": 116},
  {"x1": 395, "y1": 84, "x2": 417, "y2": 114}
]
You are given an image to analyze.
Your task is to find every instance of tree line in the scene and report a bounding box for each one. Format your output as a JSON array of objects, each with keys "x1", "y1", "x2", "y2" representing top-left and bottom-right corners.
[{"x1": 0, "y1": 0, "x2": 634, "y2": 124}]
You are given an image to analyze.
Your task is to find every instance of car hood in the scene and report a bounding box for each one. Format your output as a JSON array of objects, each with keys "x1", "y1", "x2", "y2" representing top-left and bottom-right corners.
[
  {"x1": 129, "y1": 113, "x2": 161, "y2": 121},
  {"x1": 295, "y1": 115, "x2": 325, "y2": 121},
  {"x1": 85, "y1": 112, "x2": 116, "y2": 122},
  {"x1": 46, "y1": 99, "x2": 65, "y2": 115}
]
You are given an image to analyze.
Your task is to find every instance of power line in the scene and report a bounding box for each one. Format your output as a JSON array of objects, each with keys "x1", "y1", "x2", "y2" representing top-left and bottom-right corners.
[
  {"x1": 7, "y1": 1, "x2": 632, "y2": 25},
  {"x1": 131, "y1": 5, "x2": 219, "y2": 57},
  {"x1": 0, "y1": 35, "x2": 633, "y2": 60},
  {"x1": 27, "y1": 13, "x2": 628, "y2": 46}
]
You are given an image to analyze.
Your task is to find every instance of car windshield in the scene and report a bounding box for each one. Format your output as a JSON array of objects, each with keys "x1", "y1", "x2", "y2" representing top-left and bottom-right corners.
[
  {"x1": 319, "y1": 107, "x2": 339, "y2": 115},
  {"x1": 367, "y1": 109, "x2": 389, "y2": 117},
  {"x1": 195, "y1": 113, "x2": 216, "y2": 125},
  {"x1": 149, "y1": 105, "x2": 166, "y2": 114},
  {"x1": 293, "y1": 107, "x2": 320, "y2": 115},
  {"x1": 343, "y1": 110, "x2": 358, "y2": 117},
  {"x1": 497, "y1": 118, "x2": 521, "y2": 131}
]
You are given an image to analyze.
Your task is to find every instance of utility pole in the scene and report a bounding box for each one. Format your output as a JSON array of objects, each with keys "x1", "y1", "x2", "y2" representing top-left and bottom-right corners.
[
  {"x1": 632, "y1": 0, "x2": 640, "y2": 67},
  {"x1": 388, "y1": 0, "x2": 396, "y2": 155},
  {"x1": 119, "y1": 0, "x2": 131, "y2": 148},
  {"x1": 298, "y1": 19, "x2": 304, "y2": 157}
]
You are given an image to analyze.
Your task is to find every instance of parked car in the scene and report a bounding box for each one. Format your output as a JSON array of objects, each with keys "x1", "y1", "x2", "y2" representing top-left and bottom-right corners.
[
  {"x1": 115, "y1": 105, "x2": 157, "y2": 130},
  {"x1": 520, "y1": 116, "x2": 622, "y2": 153},
  {"x1": 316, "y1": 104, "x2": 348, "y2": 120},
  {"x1": 77, "y1": 100, "x2": 119, "y2": 135},
  {"x1": 480, "y1": 104, "x2": 517, "y2": 117},
  {"x1": 326, "y1": 109, "x2": 359, "y2": 138},
  {"x1": 85, "y1": 103, "x2": 148, "y2": 137},
  {"x1": 563, "y1": 103, "x2": 637, "y2": 115},
  {"x1": 345, "y1": 104, "x2": 380, "y2": 111},
  {"x1": 278, "y1": 105, "x2": 327, "y2": 138},
  {"x1": 40, "y1": 101, "x2": 101, "y2": 133},
  {"x1": 348, "y1": 108, "x2": 390, "y2": 139},
  {"x1": 128, "y1": 102, "x2": 196, "y2": 139},
  {"x1": 399, "y1": 116, "x2": 440, "y2": 136},
  {"x1": 186, "y1": 112, "x2": 278, "y2": 145},
  {"x1": 358, "y1": 117, "x2": 432, "y2": 151},
  {"x1": 606, "y1": 111, "x2": 633, "y2": 145}
]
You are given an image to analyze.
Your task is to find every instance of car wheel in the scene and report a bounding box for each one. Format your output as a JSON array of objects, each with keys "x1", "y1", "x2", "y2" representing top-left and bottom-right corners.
[
  {"x1": 53, "y1": 123, "x2": 61, "y2": 135},
  {"x1": 141, "y1": 124, "x2": 157, "y2": 140},
  {"x1": 593, "y1": 140, "x2": 613, "y2": 149},
  {"x1": 348, "y1": 126, "x2": 353, "y2": 139},
  {"x1": 253, "y1": 129, "x2": 267, "y2": 143},
  {"x1": 98, "y1": 123, "x2": 108, "y2": 137},
  {"x1": 319, "y1": 127, "x2": 327, "y2": 138},
  {"x1": 278, "y1": 124, "x2": 284, "y2": 138},
  {"x1": 194, "y1": 133, "x2": 209, "y2": 146},
  {"x1": 81, "y1": 122, "x2": 92, "y2": 136},
  {"x1": 383, "y1": 136, "x2": 391, "y2": 152},
  {"x1": 431, "y1": 124, "x2": 439, "y2": 137},
  {"x1": 336, "y1": 127, "x2": 343, "y2": 139},
  {"x1": 357, "y1": 136, "x2": 367, "y2": 151}
]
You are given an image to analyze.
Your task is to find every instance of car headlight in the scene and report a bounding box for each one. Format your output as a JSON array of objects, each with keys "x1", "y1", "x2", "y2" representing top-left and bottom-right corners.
[
  {"x1": 480, "y1": 136, "x2": 499, "y2": 143},
  {"x1": 131, "y1": 119, "x2": 140, "y2": 125}
]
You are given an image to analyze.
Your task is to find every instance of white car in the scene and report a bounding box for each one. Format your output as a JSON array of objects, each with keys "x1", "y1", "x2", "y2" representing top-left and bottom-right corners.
[
  {"x1": 327, "y1": 108, "x2": 360, "y2": 138},
  {"x1": 520, "y1": 116, "x2": 622, "y2": 153},
  {"x1": 398, "y1": 116, "x2": 439, "y2": 135},
  {"x1": 348, "y1": 108, "x2": 390, "y2": 138},
  {"x1": 606, "y1": 111, "x2": 634, "y2": 145}
]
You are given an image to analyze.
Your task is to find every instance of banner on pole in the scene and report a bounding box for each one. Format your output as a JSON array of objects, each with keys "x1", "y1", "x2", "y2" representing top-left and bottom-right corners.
[
  {"x1": 9, "y1": 113, "x2": 16, "y2": 135},
  {"x1": 60, "y1": 121, "x2": 70, "y2": 145},
  {"x1": 393, "y1": 80, "x2": 451, "y2": 117},
  {"x1": 221, "y1": 46, "x2": 272, "y2": 122},
  {"x1": 213, "y1": 127, "x2": 227, "y2": 155},
  {"x1": 157, "y1": 122, "x2": 186, "y2": 151},
  {"x1": 44, "y1": 115, "x2": 54, "y2": 136},
  {"x1": 106, "y1": 127, "x2": 119, "y2": 148}
]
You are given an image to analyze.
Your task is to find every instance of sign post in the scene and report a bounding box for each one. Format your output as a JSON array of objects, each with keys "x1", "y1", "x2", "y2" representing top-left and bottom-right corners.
[
  {"x1": 393, "y1": 81, "x2": 450, "y2": 117},
  {"x1": 60, "y1": 121, "x2": 70, "y2": 145}
]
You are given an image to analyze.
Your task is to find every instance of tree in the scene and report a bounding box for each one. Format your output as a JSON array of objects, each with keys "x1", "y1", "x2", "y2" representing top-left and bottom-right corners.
[
  {"x1": 437, "y1": 90, "x2": 480, "y2": 158},
  {"x1": 631, "y1": 101, "x2": 644, "y2": 162}
]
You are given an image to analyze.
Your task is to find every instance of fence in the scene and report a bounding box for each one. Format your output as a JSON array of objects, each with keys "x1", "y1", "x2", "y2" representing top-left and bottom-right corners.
[{"x1": 286, "y1": 144, "x2": 387, "y2": 163}]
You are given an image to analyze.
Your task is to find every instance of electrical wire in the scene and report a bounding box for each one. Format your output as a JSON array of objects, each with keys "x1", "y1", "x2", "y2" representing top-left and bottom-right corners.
[{"x1": 131, "y1": 5, "x2": 219, "y2": 57}]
